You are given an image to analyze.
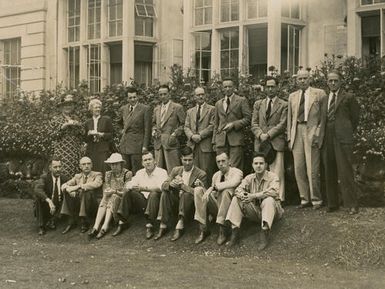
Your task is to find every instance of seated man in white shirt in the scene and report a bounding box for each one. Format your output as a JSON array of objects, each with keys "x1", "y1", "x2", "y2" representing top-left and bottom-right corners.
[
  {"x1": 194, "y1": 152, "x2": 243, "y2": 245},
  {"x1": 113, "y1": 151, "x2": 168, "y2": 239},
  {"x1": 226, "y1": 153, "x2": 284, "y2": 250}
]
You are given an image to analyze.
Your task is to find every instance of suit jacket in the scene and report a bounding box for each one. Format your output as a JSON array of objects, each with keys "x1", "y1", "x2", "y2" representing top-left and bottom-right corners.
[
  {"x1": 62, "y1": 171, "x2": 103, "y2": 192},
  {"x1": 251, "y1": 97, "x2": 288, "y2": 152},
  {"x1": 321, "y1": 89, "x2": 360, "y2": 144},
  {"x1": 152, "y1": 101, "x2": 186, "y2": 150},
  {"x1": 84, "y1": 115, "x2": 113, "y2": 153},
  {"x1": 119, "y1": 103, "x2": 151, "y2": 154},
  {"x1": 33, "y1": 174, "x2": 69, "y2": 200},
  {"x1": 287, "y1": 87, "x2": 327, "y2": 150},
  {"x1": 213, "y1": 94, "x2": 251, "y2": 147},
  {"x1": 161, "y1": 166, "x2": 207, "y2": 193},
  {"x1": 184, "y1": 103, "x2": 215, "y2": 152}
]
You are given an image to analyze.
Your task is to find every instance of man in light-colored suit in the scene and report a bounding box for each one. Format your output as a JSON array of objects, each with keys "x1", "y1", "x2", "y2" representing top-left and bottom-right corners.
[
  {"x1": 194, "y1": 152, "x2": 243, "y2": 245},
  {"x1": 185, "y1": 87, "x2": 216, "y2": 181},
  {"x1": 61, "y1": 157, "x2": 103, "y2": 234},
  {"x1": 287, "y1": 70, "x2": 326, "y2": 209},
  {"x1": 213, "y1": 78, "x2": 251, "y2": 170},
  {"x1": 119, "y1": 86, "x2": 151, "y2": 174},
  {"x1": 155, "y1": 147, "x2": 207, "y2": 241},
  {"x1": 251, "y1": 77, "x2": 287, "y2": 203},
  {"x1": 152, "y1": 85, "x2": 186, "y2": 173}
]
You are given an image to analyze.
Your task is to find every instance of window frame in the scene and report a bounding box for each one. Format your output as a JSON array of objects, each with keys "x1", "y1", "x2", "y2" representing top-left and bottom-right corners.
[
  {"x1": 220, "y1": 28, "x2": 239, "y2": 77},
  {"x1": 86, "y1": 44, "x2": 101, "y2": 93},
  {"x1": 87, "y1": 0, "x2": 102, "y2": 40},
  {"x1": 220, "y1": 0, "x2": 239, "y2": 23},
  {"x1": 68, "y1": 0, "x2": 81, "y2": 43},
  {"x1": 2, "y1": 38, "x2": 21, "y2": 100},
  {"x1": 194, "y1": 0, "x2": 213, "y2": 26},
  {"x1": 194, "y1": 32, "x2": 212, "y2": 83},
  {"x1": 108, "y1": 0, "x2": 123, "y2": 37}
]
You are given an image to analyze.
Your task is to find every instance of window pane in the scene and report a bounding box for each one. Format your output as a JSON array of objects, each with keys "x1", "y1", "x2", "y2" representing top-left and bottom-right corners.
[
  {"x1": 259, "y1": 0, "x2": 268, "y2": 17},
  {"x1": 231, "y1": 0, "x2": 239, "y2": 21},
  {"x1": 135, "y1": 44, "x2": 153, "y2": 86},
  {"x1": 247, "y1": 0, "x2": 258, "y2": 19},
  {"x1": 146, "y1": 5, "x2": 156, "y2": 16},
  {"x1": 230, "y1": 50, "x2": 238, "y2": 68},
  {"x1": 205, "y1": 7, "x2": 212, "y2": 24},
  {"x1": 221, "y1": 0, "x2": 230, "y2": 22},
  {"x1": 195, "y1": 0, "x2": 203, "y2": 7},
  {"x1": 3, "y1": 38, "x2": 21, "y2": 99},
  {"x1": 248, "y1": 26, "x2": 267, "y2": 81},
  {"x1": 361, "y1": 0, "x2": 373, "y2": 4},
  {"x1": 109, "y1": 44, "x2": 122, "y2": 85},
  {"x1": 195, "y1": 9, "x2": 203, "y2": 26}
]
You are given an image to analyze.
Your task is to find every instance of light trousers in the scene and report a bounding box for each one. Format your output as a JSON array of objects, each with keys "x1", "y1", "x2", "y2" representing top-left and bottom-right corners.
[{"x1": 269, "y1": 151, "x2": 285, "y2": 202}]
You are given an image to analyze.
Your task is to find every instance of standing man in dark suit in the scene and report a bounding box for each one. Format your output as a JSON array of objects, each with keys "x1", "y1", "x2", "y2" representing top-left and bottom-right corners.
[
  {"x1": 119, "y1": 87, "x2": 151, "y2": 174},
  {"x1": 287, "y1": 70, "x2": 326, "y2": 209},
  {"x1": 154, "y1": 147, "x2": 207, "y2": 241},
  {"x1": 322, "y1": 71, "x2": 360, "y2": 214},
  {"x1": 184, "y1": 87, "x2": 216, "y2": 181},
  {"x1": 33, "y1": 158, "x2": 69, "y2": 235},
  {"x1": 213, "y1": 78, "x2": 251, "y2": 170},
  {"x1": 152, "y1": 84, "x2": 186, "y2": 173},
  {"x1": 251, "y1": 77, "x2": 287, "y2": 203}
]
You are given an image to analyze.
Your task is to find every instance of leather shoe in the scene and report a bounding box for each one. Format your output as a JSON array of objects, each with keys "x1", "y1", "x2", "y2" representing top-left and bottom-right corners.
[
  {"x1": 46, "y1": 220, "x2": 56, "y2": 230},
  {"x1": 62, "y1": 224, "x2": 74, "y2": 234},
  {"x1": 195, "y1": 230, "x2": 210, "y2": 244},
  {"x1": 80, "y1": 224, "x2": 89, "y2": 233},
  {"x1": 297, "y1": 203, "x2": 312, "y2": 209},
  {"x1": 88, "y1": 228, "x2": 98, "y2": 240},
  {"x1": 226, "y1": 228, "x2": 239, "y2": 247},
  {"x1": 96, "y1": 229, "x2": 107, "y2": 239},
  {"x1": 258, "y1": 229, "x2": 269, "y2": 251},
  {"x1": 217, "y1": 226, "x2": 227, "y2": 245},
  {"x1": 171, "y1": 229, "x2": 183, "y2": 241},
  {"x1": 38, "y1": 227, "x2": 46, "y2": 236},
  {"x1": 146, "y1": 227, "x2": 154, "y2": 239},
  {"x1": 349, "y1": 207, "x2": 359, "y2": 215},
  {"x1": 154, "y1": 228, "x2": 168, "y2": 241},
  {"x1": 112, "y1": 223, "x2": 128, "y2": 237}
]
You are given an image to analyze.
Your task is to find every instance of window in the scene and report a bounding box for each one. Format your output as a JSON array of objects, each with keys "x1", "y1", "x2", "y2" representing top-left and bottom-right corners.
[
  {"x1": 248, "y1": 26, "x2": 267, "y2": 81},
  {"x1": 194, "y1": 32, "x2": 211, "y2": 83},
  {"x1": 361, "y1": 0, "x2": 385, "y2": 5},
  {"x1": 68, "y1": 46, "x2": 80, "y2": 89},
  {"x1": 194, "y1": 0, "x2": 212, "y2": 26},
  {"x1": 247, "y1": 0, "x2": 267, "y2": 19},
  {"x1": 2, "y1": 38, "x2": 21, "y2": 99},
  {"x1": 361, "y1": 15, "x2": 380, "y2": 64},
  {"x1": 281, "y1": 24, "x2": 300, "y2": 75},
  {"x1": 282, "y1": 0, "x2": 300, "y2": 19},
  {"x1": 108, "y1": 0, "x2": 123, "y2": 37},
  {"x1": 135, "y1": 0, "x2": 156, "y2": 37},
  {"x1": 221, "y1": 0, "x2": 239, "y2": 22},
  {"x1": 88, "y1": 0, "x2": 101, "y2": 40},
  {"x1": 134, "y1": 44, "x2": 153, "y2": 86},
  {"x1": 220, "y1": 29, "x2": 239, "y2": 78},
  {"x1": 68, "y1": 0, "x2": 81, "y2": 42},
  {"x1": 87, "y1": 44, "x2": 101, "y2": 93},
  {"x1": 109, "y1": 43, "x2": 122, "y2": 85}
]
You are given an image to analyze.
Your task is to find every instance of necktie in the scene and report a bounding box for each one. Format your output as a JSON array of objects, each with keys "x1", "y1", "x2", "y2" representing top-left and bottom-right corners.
[
  {"x1": 129, "y1": 105, "x2": 133, "y2": 112},
  {"x1": 220, "y1": 174, "x2": 225, "y2": 182},
  {"x1": 196, "y1": 104, "x2": 201, "y2": 132},
  {"x1": 226, "y1": 97, "x2": 230, "y2": 113},
  {"x1": 53, "y1": 177, "x2": 59, "y2": 205},
  {"x1": 83, "y1": 175, "x2": 88, "y2": 184},
  {"x1": 160, "y1": 105, "x2": 166, "y2": 126},
  {"x1": 298, "y1": 90, "x2": 305, "y2": 123},
  {"x1": 266, "y1": 98, "x2": 272, "y2": 120},
  {"x1": 328, "y1": 93, "x2": 336, "y2": 121}
]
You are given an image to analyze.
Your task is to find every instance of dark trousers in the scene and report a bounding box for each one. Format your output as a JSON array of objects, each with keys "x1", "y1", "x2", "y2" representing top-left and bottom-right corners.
[
  {"x1": 157, "y1": 189, "x2": 195, "y2": 225},
  {"x1": 60, "y1": 191, "x2": 98, "y2": 224},
  {"x1": 117, "y1": 190, "x2": 160, "y2": 224},
  {"x1": 193, "y1": 146, "x2": 216, "y2": 183},
  {"x1": 34, "y1": 198, "x2": 62, "y2": 228},
  {"x1": 122, "y1": 154, "x2": 142, "y2": 175},
  {"x1": 322, "y1": 123, "x2": 358, "y2": 209}
]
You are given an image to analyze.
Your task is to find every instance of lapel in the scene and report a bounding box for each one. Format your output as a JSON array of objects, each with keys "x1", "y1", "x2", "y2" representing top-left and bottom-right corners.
[
  {"x1": 270, "y1": 98, "x2": 281, "y2": 118},
  {"x1": 125, "y1": 105, "x2": 136, "y2": 126},
  {"x1": 161, "y1": 101, "x2": 175, "y2": 127},
  {"x1": 227, "y1": 94, "x2": 237, "y2": 114},
  {"x1": 191, "y1": 106, "x2": 198, "y2": 131},
  {"x1": 294, "y1": 90, "x2": 301, "y2": 120},
  {"x1": 262, "y1": 98, "x2": 268, "y2": 122},
  {"x1": 188, "y1": 167, "x2": 199, "y2": 186},
  {"x1": 307, "y1": 87, "x2": 317, "y2": 112},
  {"x1": 47, "y1": 174, "x2": 53, "y2": 196},
  {"x1": 217, "y1": 99, "x2": 226, "y2": 116},
  {"x1": 199, "y1": 103, "x2": 209, "y2": 123},
  {"x1": 335, "y1": 89, "x2": 345, "y2": 110}
]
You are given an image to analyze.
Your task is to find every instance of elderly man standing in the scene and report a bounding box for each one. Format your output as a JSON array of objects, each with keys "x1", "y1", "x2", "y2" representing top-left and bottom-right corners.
[
  {"x1": 287, "y1": 70, "x2": 326, "y2": 209},
  {"x1": 119, "y1": 86, "x2": 151, "y2": 174},
  {"x1": 33, "y1": 158, "x2": 69, "y2": 235},
  {"x1": 213, "y1": 78, "x2": 251, "y2": 170},
  {"x1": 155, "y1": 147, "x2": 207, "y2": 241},
  {"x1": 194, "y1": 152, "x2": 243, "y2": 244},
  {"x1": 251, "y1": 76, "x2": 287, "y2": 203},
  {"x1": 185, "y1": 87, "x2": 216, "y2": 181},
  {"x1": 322, "y1": 71, "x2": 360, "y2": 214},
  {"x1": 113, "y1": 151, "x2": 168, "y2": 239},
  {"x1": 152, "y1": 84, "x2": 186, "y2": 173},
  {"x1": 226, "y1": 153, "x2": 284, "y2": 250},
  {"x1": 61, "y1": 157, "x2": 103, "y2": 234}
]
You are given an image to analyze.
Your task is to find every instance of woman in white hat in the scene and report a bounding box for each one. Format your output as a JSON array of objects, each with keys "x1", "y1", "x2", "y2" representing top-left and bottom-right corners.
[{"x1": 88, "y1": 153, "x2": 132, "y2": 239}]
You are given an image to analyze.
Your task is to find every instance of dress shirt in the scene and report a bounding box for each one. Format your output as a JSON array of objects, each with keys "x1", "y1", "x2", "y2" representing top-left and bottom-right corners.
[
  {"x1": 161, "y1": 101, "x2": 171, "y2": 116},
  {"x1": 182, "y1": 167, "x2": 194, "y2": 185},
  {"x1": 302, "y1": 88, "x2": 311, "y2": 122},
  {"x1": 235, "y1": 170, "x2": 280, "y2": 200},
  {"x1": 125, "y1": 166, "x2": 168, "y2": 198},
  {"x1": 130, "y1": 102, "x2": 138, "y2": 112},
  {"x1": 52, "y1": 175, "x2": 61, "y2": 198},
  {"x1": 266, "y1": 96, "x2": 277, "y2": 112},
  {"x1": 196, "y1": 103, "x2": 205, "y2": 120},
  {"x1": 211, "y1": 166, "x2": 243, "y2": 192},
  {"x1": 92, "y1": 115, "x2": 100, "y2": 131},
  {"x1": 223, "y1": 94, "x2": 234, "y2": 112},
  {"x1": 328, "y1": 89, "x2": 339, "y2": 110}
]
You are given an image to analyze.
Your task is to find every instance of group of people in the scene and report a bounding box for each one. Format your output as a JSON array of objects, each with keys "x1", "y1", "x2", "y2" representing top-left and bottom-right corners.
[{"x1": 32, "y1": 68, "x2": 360, "y2": 251}]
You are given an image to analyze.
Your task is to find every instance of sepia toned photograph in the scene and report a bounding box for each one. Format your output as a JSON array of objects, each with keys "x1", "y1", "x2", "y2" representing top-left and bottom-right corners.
[{"x1": 0, "y1": 0, "x2": 384, "y2": 288}]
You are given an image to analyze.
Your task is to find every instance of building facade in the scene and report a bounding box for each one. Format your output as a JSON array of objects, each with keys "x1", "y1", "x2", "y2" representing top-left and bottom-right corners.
[{"x1": 0, "y1": 0, "x2": 383, "y2": 101}]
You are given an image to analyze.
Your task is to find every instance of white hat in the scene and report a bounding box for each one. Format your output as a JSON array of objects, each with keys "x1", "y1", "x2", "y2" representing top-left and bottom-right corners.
[{"x1": 105, "y1": 153, "x2": 125, "y2": 164}]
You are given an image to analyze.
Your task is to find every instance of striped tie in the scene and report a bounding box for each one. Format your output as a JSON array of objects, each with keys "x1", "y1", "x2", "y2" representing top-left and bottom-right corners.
[
  {"x1": 328, "y1": 93, "x2": 336, "y2": 121},
  {"x1": 160, "y1": 105, "x2": 166, "y2": 126},
  {"x1": 298, "y1": 90, "x2": 305, "y2": 122}
]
